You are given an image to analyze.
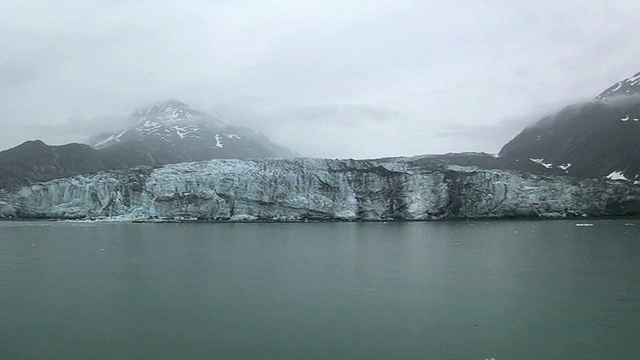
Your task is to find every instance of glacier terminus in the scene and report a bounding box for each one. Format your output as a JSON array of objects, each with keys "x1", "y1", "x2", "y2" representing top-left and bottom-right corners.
[{"x1": 1, "y1": 158, "x2": 638, "y2": 221}]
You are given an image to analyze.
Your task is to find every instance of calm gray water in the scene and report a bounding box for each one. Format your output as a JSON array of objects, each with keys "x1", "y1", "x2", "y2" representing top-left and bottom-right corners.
[{"x1": 0, "y1": 220, "x2": 638, "y2": 360}]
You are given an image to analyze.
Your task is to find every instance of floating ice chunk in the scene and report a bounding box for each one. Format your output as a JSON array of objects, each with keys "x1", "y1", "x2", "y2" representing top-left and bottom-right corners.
[{"x1": 230, "y1": 214, "x2": 257, "y2": 221}]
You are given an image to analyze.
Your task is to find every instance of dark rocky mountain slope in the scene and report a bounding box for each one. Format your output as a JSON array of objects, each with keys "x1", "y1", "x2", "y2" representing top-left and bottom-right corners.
[
  {"x1": 0, "y1": 141, "x2": 106, "y2": 191},
  {"x1": 498, "y1": 71, "x2": 640, "y2": 182}
]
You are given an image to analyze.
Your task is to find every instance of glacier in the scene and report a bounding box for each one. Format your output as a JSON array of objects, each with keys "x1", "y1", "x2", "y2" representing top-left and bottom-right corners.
[{"x1": 1, "y1": 158, "x2": 639, "y2": 221}]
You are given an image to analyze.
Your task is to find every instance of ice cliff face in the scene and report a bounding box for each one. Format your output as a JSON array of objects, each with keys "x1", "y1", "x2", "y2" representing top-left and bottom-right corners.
[{"x1": 1, "y1": 158, "x2": 638, "y2": 220}]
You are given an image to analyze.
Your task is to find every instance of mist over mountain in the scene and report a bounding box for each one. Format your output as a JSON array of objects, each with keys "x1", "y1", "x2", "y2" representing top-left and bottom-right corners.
[
  {"x1": 3, "y1": 1, "x2": 640, "y2": 158},
  {"x1": 87, "y1": 100, "x2": 297, "y2": 160},
  {"x1": 499, "y1": 71, "x2": 640, "y2": 181},
  {"x1": 0, "y1": 100, "x2": 298, "y2": 191},
  {"x1": 3, "y1": 68, "x2": 640, "y2": 196}
]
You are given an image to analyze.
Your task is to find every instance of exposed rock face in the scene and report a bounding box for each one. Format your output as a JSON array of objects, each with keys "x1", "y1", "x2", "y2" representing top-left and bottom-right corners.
[{"x1": 1, "y1": 158, "x2": 638, "y2": 221}]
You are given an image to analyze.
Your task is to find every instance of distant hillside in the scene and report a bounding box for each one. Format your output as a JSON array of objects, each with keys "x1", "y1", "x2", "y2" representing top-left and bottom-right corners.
[{"x1": 0, "y1": 141, "x2": 108, "y2": 191}]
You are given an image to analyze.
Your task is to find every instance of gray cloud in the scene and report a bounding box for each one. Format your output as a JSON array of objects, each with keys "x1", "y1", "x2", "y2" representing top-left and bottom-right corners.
[{"x1": 1, "y1": 0, "x2": 639, "y2": 157}]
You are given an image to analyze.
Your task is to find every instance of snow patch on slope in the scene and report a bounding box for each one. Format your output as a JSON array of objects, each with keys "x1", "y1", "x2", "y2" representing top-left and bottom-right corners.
[
  {"x1": 598, "y1": 71, "x2": 640, "y2": 101},
  {"x1": 529, "y1": 158, "x2": 553, "y2": 169},
  {"x1": 606, "y1": 171, "x2": 628, "y2": 181}
]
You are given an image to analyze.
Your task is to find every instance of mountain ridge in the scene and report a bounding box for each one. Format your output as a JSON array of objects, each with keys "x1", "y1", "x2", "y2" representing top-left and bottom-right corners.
[{"x1": 597, "y1": 71, "x2": 640, "y2": 101}]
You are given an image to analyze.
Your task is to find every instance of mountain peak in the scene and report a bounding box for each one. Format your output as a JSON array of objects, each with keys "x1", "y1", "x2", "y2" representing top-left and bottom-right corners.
[
  {"x1": 86, "y1": 101, "x2": 298, "y2": 159},
  {"x1": 131, "y1": 99, "x2": 195, "y2": 122},
  {"x1": 596, "y1": 71, "x2": 640, "y2": 101}
]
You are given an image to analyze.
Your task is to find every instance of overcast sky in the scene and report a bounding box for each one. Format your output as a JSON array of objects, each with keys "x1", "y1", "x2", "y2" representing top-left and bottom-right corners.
[{"x1": 1, "y1": 0, "x2": 639, "y2": 158}]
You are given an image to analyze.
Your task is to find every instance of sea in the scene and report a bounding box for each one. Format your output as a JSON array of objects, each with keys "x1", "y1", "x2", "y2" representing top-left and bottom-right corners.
[{"x1": 1, "y1": 219, "x2": 638, "y2": 359}]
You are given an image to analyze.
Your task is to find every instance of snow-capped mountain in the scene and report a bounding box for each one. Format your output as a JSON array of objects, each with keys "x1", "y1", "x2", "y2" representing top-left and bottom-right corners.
[
  {"x1": 87, "y1": 100, "x2": 297, "y2": 160},
  {"x1": 498, "y1": 71, "x2": 640, "y2": 182},
  {"x1": 0, "y1": 101, "x2": 298, "y2": 191}
]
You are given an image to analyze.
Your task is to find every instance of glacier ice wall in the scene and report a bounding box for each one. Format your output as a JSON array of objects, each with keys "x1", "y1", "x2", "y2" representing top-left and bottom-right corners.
[{"x1": 0, "y1": 158, "x2": 638, "y2": 220}]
